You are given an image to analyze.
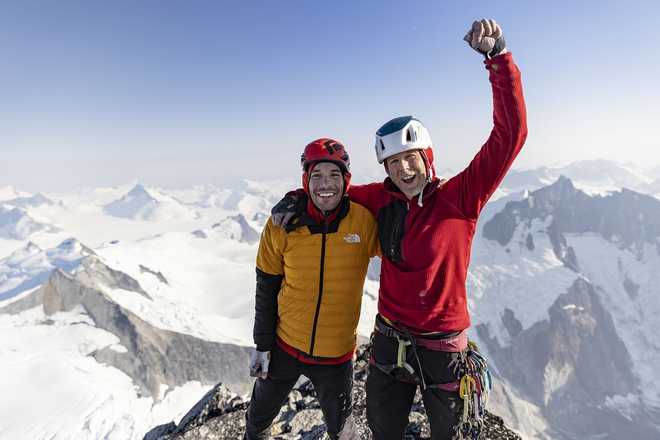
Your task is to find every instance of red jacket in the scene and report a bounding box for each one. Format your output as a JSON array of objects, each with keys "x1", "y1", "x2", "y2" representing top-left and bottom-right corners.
[{"x1": 349, "y1": 53, "x2": 527, "y2": 333}]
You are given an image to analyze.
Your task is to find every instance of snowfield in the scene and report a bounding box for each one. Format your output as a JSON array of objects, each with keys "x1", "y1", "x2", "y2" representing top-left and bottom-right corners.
[
  {"x1": 1, "y1": 160, "x2": 659, "y2": 439},
  {"x1": 0, "y1": 307, "x2": 211, "y2": 440}
]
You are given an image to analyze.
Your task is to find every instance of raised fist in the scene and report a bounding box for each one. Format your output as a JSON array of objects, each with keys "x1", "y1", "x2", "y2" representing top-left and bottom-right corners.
[{"x1": 464, "y1": 18, "x2": 507, "y2": 59}]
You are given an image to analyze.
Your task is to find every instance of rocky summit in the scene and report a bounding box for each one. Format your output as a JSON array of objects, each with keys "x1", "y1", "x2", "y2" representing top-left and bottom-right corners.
[{"x1": 145, "y1": 347, "x2": 521, "y2": 440}]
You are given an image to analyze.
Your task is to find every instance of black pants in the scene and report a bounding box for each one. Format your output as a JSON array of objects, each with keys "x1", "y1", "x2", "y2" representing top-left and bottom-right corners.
[
  {"x1": 245, "y1": 344, "x2": 353, "y2": 440},
  {"x1": 366, "y1": 331, "x2": 463, "y2": 440}
]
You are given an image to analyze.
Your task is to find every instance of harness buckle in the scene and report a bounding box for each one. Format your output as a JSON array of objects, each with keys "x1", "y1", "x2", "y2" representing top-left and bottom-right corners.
[{"x1": 395, "y1": 335, "x2": 415, "y2": 375}]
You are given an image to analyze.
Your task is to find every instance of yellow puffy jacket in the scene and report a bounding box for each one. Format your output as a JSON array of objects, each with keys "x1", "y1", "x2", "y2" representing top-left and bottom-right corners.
[{"x1": 255, "y1": 198, "x2": 379, "y2": 358}]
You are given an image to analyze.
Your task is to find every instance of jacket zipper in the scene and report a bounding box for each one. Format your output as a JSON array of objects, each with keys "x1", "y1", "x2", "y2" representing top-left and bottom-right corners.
[{"x1": 309, "y1": 217, "x2": 328, "y2": 355}]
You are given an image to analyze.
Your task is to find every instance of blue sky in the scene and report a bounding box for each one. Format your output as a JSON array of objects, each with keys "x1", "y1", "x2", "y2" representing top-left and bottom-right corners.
[{"x1": 1, "y1": 1, "x2": 659, "y2": 191}]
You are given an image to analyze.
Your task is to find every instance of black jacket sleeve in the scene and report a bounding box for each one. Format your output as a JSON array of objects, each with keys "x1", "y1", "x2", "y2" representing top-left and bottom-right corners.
[{"x1": 253, "y1": 268, "x2": 284, "y2": 351}]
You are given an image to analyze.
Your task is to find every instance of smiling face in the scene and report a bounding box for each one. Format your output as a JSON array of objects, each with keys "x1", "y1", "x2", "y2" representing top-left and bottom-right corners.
[
  {"x1": 385, "y1": 150, "x2": 428, "y2": 199},
  {"x1": 308, "y1": 162, "x2": 344, "y2": 213}
]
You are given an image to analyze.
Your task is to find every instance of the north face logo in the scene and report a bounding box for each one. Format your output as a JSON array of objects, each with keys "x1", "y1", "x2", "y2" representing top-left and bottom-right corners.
[{"x1": 343, "y1": 233, "x2": 361, "y2": 243}]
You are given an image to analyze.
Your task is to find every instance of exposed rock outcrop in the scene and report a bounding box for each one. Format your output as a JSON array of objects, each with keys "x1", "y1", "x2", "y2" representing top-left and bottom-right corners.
[
  {"x1": 77, "y1": 255, "x2": 152, "y2": 299},
  {"x1": 41, "y1": 268, "x2": 252, "y2": 397},
  {"x1": 139, "y1": 264, "x2": 170, "y2": 285},
  {"x1": 483, "y1": 176, "x2": 660, "y2": 269},
  {"x1": 477, "y1": 277, "x2": 657, "y2": 438},
  {"x1": 145, "y1": 348, "x2": 522, "y2": 440}
]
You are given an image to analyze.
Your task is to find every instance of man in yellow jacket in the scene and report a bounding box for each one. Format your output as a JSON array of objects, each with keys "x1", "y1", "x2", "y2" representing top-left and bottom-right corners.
[{"x1": 245, "y1": 138, "x2": 379, "y2": 440}]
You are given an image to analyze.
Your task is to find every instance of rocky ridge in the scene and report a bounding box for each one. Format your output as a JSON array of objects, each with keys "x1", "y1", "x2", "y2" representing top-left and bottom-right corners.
[
  {"x1": 483, "y1": 176, "x2": 660, "y2": 270},
  {"x1": 145, "y1": 348, "x2": 521, "y2": 440},
  {"x1": 477, "y1": 176, "x2": 660, "y2": 438},
  {"x1": 1, "y1": 252, "x2": 252, "y2": 397}
]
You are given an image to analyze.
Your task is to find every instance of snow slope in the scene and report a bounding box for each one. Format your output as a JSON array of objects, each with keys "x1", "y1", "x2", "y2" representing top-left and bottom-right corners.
[
  {"x1": 0, "y1": 238, "x2": 93, "y2": 303},
  {"x1": 0, "y1": 205, "x2": 59, "y2": 240},
  {"x1": 0, "y1": 306, "x2": 211, "y2": 440}
]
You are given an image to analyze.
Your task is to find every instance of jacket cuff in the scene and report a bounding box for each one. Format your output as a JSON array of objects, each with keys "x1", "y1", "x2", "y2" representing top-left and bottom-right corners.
[{"x1": 484, "y1": 52, "x2": 519, "y2": 78}]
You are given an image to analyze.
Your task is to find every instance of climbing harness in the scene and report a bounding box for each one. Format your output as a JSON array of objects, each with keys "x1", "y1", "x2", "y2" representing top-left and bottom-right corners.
[
  {"x1": 369, "y1": 315, "x2": 467, "y2": 391},
  {"x1": 368, "y1": 315, "x2": 492, "y2": 440}
]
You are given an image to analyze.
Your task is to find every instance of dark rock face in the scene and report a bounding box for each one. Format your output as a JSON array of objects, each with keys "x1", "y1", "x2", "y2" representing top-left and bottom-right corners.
[
  {"x1": 140, "y1": 264, "x2": 170, "y2": 285},
  {"x1": 41, "y1": 267, "x2": 252, "y2": 397},
  {"x1": 78, "y1": 256, "x2": 152, "y2": 299},
  {"x1": 192, "y1": 230, "x2": 208, "y2": 239},
  {"x1": 145, "y1": 349, "x2": 522, "y2": 440},
  {"x1": 478, "y1": 278, "x2": 658, "y2": 439},
  {"x1": 501, "y1": 308, "x2": 523, "y2": 340},
  {"x1": 622, "y1": 275, "x2": 640, "y2": 300},
  {"x1": 483, "y1": 176, "x2": 660, "y2": 269}
]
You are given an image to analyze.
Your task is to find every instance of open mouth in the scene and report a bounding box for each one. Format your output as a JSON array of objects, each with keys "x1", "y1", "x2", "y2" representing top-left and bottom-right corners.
[
  {"x1": 316, "y1": 192, "x2": 337, "y2": 199},
  {"x1": 401, "y1": 175, "x2": 416, "y2": 184}
]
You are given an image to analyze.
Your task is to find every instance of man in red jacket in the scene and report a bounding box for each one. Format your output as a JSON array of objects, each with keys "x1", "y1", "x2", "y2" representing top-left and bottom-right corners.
[{"x1": 272, "y1": 19, "x2": 527, "y2": 439}]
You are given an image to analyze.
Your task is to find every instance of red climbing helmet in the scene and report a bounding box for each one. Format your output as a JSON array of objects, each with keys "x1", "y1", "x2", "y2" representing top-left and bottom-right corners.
[
  {"x1": 300, "y1": 138, "x2": 352, "y2": 195},
  {"x1": 301, "y1": 138, "x2": 351, "y2": 173}
]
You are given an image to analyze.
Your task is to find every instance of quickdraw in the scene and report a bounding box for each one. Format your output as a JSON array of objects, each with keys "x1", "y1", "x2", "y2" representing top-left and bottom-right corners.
[{"x1": 455, "y1": 341, "x2": 492, "y2": 440}]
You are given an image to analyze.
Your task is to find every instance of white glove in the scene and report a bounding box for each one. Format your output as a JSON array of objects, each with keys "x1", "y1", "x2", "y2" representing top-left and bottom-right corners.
[
  {"x1": 463, "y1": 18, "x2": 508, "y2": 59},
  {"x1": 249, "y1": 350, "x2": 270, "y2": 379}
]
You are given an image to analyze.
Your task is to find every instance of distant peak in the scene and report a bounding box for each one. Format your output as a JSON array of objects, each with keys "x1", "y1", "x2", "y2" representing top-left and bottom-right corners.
[
  {"x1": 230, "y1": 213, "x2": 248, "y2": 223},
  {"x1": 56, "y1": 238, "x2": 95, "y2": 256},
  {"x1": 127, "y1": 184, "x2": 151, "y2": 197},
  {"x1": 535, "y1": 176, "x2": 579, "y2": 200},
  {"x1": 554, "y1": 175, "x2": 574, "y2": 186}
]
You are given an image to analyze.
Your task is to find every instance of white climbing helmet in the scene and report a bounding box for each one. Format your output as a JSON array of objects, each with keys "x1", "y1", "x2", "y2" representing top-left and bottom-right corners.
[{"x1": 374, "y1": 116, "x2": 433, "y2": 164}]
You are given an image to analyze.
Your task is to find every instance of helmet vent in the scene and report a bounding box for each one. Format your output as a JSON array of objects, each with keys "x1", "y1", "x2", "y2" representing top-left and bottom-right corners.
[
  {"x1": 379, "y1": 139, "x2": 385, "y2": 151},
  {"x1": 407, "y1": 127, "x2": 417, "y2": 143}
]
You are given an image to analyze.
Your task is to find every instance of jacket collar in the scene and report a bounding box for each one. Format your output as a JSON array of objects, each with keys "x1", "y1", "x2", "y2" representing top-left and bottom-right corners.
[{"x1": 286, "y1": 196, "x2": 350, "y2": 234}]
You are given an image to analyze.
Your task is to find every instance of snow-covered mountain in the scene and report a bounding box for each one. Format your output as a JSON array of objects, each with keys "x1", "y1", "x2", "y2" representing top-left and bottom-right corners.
[
  {"x1": 3, "y1": 160, "x2": 660, "y2": 439},
  {"x1": 0, "y1": 235, "x2": 252, "y2": 439},
  {"x1": 208, "y1": 214, "x2": 260, "y2": 244},
  {"x1": 103, "y1": 184, "x2": 200, "y2": 221},
  {"x1": 0, "y1": 205, "x2": 59, "y2": 240},
  {"x1": 0, "y1": 178, "x2": 384, "y2": 440},
  {"x1": 468, "y1": 176, "x2": 660, "y2": 438},
  {"x1": 3, "y1": 192, "x2": 57, "y2": 208},
  {"x1": 0, "y1": 238, "x2": 93, "y2": 303}
]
